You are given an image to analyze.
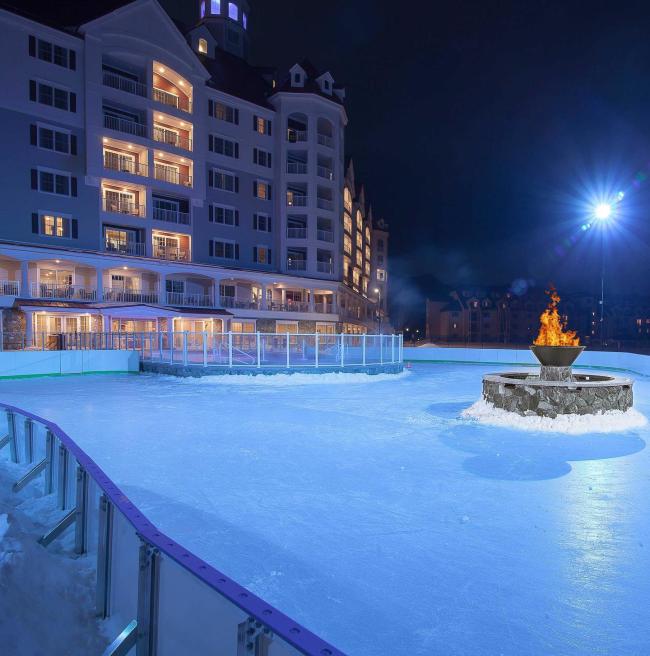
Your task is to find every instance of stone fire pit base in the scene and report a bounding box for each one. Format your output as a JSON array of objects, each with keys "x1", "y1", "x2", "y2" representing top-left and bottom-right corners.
[{"x1": 482, "y1": 372, "x2": 633, "y2": 418}]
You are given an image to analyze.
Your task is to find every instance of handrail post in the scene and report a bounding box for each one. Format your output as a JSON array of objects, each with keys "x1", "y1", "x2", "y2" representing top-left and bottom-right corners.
[
  {"x1": 380, "y1": 335, "x2": 384, "y2": 364},
  {"x1": 57, "y1": 444, "x2": 69, "y2": 510},
  {"x1": 6, "y1": 410, "x2": 17, "y2": 463},
  {"x1": 24, "y1": 417, "x2": 34, "y2": 463},
  {"x1": 158, "y1": 331, "x2": 163, "y2": 361},
  {"x1": 315, "y1": 333, "x2": 319, "y2": 368},
  {"x1": 362, "y1": 334, "x2": 366, "y2": 366},
  {"x1": 392, "y1": 334, "x2": 396, "y2": 363},
  {"x1": 228, "y1": 331, "x2": 233, "y2": 368},
  {"x1": 74, "y1": 466, "x2": 89, "y2": 555},
  {"x1": 340, "y1": 334, "x2": 345, "y2": 368},
  {"x1": 256, "y1": 332, "x2": 261, "y2": 368},
  {"x1": 182, "y1": 332, "x2": 188, "y2": 366},
  {"x1": 44, "y1": 429, "x2": 55, "y2": 494},
  {"x1": 137, "y1": 542, "x2": 160, "y2": 656},
  {"x1": 286, "y1": 333, "x2": 290, "y2": 369},
  {"x1": 203, "y1": 331, "x2": 208, "y2": 367},
  {"x1": 96, "y1": 494, "x2": 113, "y2": 619}
]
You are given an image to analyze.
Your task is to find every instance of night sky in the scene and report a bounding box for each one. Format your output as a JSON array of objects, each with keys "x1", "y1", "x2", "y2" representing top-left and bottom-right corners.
[{"x1": 157, "y1": 2, "x2": 650, "y2": 323}]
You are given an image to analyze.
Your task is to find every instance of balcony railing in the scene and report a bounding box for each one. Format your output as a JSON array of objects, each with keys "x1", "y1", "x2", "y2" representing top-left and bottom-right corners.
[
  {"x1": 287, "y1": 194, "x2": 307, "y2": 207},
  {"x1": 102, "y1": 71, "x2": 147, "y2": 97},
  {"x1": 103, "y1": 154, "x2": 148, "y2": 177},
  {"x1": 287, "y1": 162, "x2": 307, "y2": 174},
  {"x1": 314, "y1": 302, "x2": 336, "y2": 314},
  {"x1": 102, "y1": 197, "x2": 145, "y2": 217},
  {"x1": 153, "y1": 87, "x2": 192, "y2": 113},
  {"x1": 287, "y1": 128, "x2": 307, "y2": 143},
  {"x1": 220, "y1": 297, "x2": 261, "y2": 310},
  {"x1": 317, "y1": 134, "x2": 334, "y2": 148},
  {"x1": 152, "y1": 126, "x2": 193, "y2": 151},
  {"x1": 317, "y1": 262, "x2": 334, "y2": 274},
  {"x1": 152, "y1": 245, "x2": 190, "y2": 262},
  {"x1": 0, "y1": 280, "x2": 20, "y2": 296},
  {"x1": 154, "y1": 165, "x2": 193, "y2": 187},
  {"x1": 317, "y1": 198, "x2": 334, "y2": 211},
  {"x1": 103, "y1": 114, "x2": 148, "y2": 139},
  {"x1": 30, "y1": 283, "x2": 96, "y2": 301},
  {"x1": 287, "y1": 259, "x2": 307, "y2": 271},
  {"x1": 317, "y1": 229, "x2": 334, "y2": 242},
  {"x1": 166, "y1": 292, "x2": 214, "y2": 308},
  {"x1": 317, "y1": 166, "x2": 333, "y2": 180},
  {"x1": 287, "y1": 227, "x2": 307, "y2": 239},
  {"x1": 103, "y1": 240, "x2": 146, "y2": 256},
  {"x1": 104, "y1": 288, "x2": 159, "y2": 304},
  {"x1": 153, "y1": 207, "x2": 191, "y2": 225}
]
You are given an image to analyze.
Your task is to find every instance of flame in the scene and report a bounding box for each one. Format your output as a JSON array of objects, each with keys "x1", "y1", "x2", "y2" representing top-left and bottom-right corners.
[{"x1": 533, "y1": 288, "x2": 580, "y2": 347}]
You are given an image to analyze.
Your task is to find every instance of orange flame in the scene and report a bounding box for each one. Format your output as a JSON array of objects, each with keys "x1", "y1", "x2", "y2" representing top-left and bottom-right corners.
[{"x1": 533, "y1": 287, "x2": 580, "y2": 347}]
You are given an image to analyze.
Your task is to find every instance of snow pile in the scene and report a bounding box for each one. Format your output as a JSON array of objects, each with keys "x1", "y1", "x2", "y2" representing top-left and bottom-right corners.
[
  {"x1": 177, "y1": 369, "x2": 411, "y2": 386},
  {"x1": 0, "y1": 514, "x2": 8, "y2": 542},
  {"x1": 462, "y1": 399, "x2": 648, "y2": 434}
]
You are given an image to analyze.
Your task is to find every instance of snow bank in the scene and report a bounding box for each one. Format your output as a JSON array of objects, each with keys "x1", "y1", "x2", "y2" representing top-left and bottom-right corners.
[
  {"x1": 0, "y1": 514, "x2": 8, "y2": 543},
  {"x1": 461, "y1": 399, "x2": 648, "y2": 434},
  {"x1": 174, "y1": 369, "x2": 411, "y2": 386}
]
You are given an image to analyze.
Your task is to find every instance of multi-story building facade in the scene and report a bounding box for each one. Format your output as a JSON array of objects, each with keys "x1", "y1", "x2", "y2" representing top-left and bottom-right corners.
[{"x1": 0, "y1": 0, "x2": 390, "y2": 344}]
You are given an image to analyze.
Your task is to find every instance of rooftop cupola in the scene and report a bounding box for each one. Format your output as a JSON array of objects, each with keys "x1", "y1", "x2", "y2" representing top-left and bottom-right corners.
[{"x1": 197, "y1": 0, "x2": 250, "y2": 60}]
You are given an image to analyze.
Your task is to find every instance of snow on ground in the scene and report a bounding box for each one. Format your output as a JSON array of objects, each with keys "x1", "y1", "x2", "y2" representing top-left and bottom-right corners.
[
  {"x1": 0, "y1": 460, "x2": 106, "y2": 655},
  {"x1": 462, "y1": 398, "x2": 648, "y2": 434},
  {"x1": 0, "y1": 363, "x2": 649, "y2": 655}
]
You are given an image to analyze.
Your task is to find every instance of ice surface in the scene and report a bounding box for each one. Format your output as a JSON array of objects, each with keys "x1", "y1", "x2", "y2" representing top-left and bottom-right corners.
[
  {"x1": 1, "y1": 363, "x2": 649, "y2": 655},
  {"x1": 463, "y1": 398, "x2": 648, "y2": 433}
]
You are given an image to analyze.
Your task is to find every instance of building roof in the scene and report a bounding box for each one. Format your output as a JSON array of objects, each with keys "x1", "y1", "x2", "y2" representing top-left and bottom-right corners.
[
  {"x1": 274, "y1": 59, "x2": 344, "y2": 106},
  {"x1": 14, "y1": 299, "x2": 232, "y2": 316}
]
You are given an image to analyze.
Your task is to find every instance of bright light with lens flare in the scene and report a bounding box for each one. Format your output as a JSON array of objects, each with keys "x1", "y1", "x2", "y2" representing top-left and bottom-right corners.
[{"x1": 594, "y1": 203, "x2": 613, "y2": 221}]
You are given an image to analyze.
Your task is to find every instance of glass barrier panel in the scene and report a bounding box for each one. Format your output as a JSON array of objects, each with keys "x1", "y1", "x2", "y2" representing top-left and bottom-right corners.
[
  {"x1": 289, "y1": 335, "x2": 316, "y2": 368},
  {"x1": 231, "y1": 333, "x2": 257, "y2": 366},
  {"x1": 260, "y1": 334, "x2": 287, "y2": 367},
  {"x1": 109, "y1": 509, "x2": 141, "y2": 629}
]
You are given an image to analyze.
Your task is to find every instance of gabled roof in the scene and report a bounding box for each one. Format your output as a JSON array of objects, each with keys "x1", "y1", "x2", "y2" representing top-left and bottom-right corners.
[{"x1": 274, "y1": 58, "x2": 344, "y2": 106}]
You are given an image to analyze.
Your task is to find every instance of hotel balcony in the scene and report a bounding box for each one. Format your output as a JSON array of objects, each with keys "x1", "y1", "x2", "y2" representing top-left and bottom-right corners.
[
  {"x1": 152, "y1": 231, "x2": 190, "y2": 262},
  {"x1": 221, "y1": 297, "x2": 261, "y2": 310},
  {"x1": 317, "y1": 134, "x2": 334, "y2": 148},
  {"x1": 317, "y1": 262, "x2": 334, "y2": 274},
  {"x1": 287, "y1": 227, "x2": 307, "y2": 239},
  {"x1": 153, "y1": 162, "x2": 192, "y2": 188},
  {"x1": 103, "y1": 239, "x2": 146, "y2": 256},
  {"x1": 287, "y1": 128, "x2": 307, "y2": 143},
  {"x1": 165, "y1": 292, "x2": 214, "y2": 308},
  {"x1": 287, "y1": 162, "x2": 308, "y2": 175},
  {"x1": 317, "y1": 229, "x2": 334, "y2": 242},
  {"x1": 269, "y1": 300, "x2": 310, "y2": 313},
  {"x1": 102, "y1": 196, "x2": 146, "y2": 217},
  {"x1": 102, "y1": 69, "x2": 147, "y2": 98},
  {"x1": 153, "y1": 62, "x2": 193, "y2": 114},
  {"x1": 153, "y1": 207, "x2": 191, "y2": 225},
  {"x1": 30, "y1": 282, "x2": 96, "y2": 302},
  {"x1": 103, "y1": 114, "x2": 148, "y2": 139},
  {"x1": 317, "y1": 197, "x2": 334, "y2": 211},
  {"x1": 104, "y1": 288, "x2": 159, "y2": 304},
  {"x1": 317, "y1": 165, "x2": 334, "y2": 181},
  {"x1": 287, "y1": 259, "x2": 307, "y2": 272},
  {"x1": 103, "y1": 145, "x2": 148, "y2": 177},
  {"x1": 153, "y1": 124, "x2": 193, "y2": 152},
  {"x1": 0, "y1": 280, "x2": 20, "y2": 296}
]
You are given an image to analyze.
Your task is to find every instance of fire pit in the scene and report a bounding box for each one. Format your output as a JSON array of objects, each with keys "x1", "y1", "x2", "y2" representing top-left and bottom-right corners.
[{"x1": 481, "y1": 288, "x2": 634, "y2": 418}]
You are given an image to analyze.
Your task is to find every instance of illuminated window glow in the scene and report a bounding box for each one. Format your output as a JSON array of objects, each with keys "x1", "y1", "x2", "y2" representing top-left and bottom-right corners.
[
  {"x1": 198, "y1": 38, "x2": 208, "y2": 54},
  {"x1": 228, "y1": 2, "x2": 238, "y2": 19},
  {"x1": 211, "y1": 0, "x2": 221, "y2": 13}
]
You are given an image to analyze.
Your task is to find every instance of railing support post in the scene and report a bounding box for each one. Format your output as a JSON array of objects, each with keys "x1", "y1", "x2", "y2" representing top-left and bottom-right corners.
[
  {"x1": 57, "y1": 444, "x2": 69, "y2": 510},
  {"x1": 380, "y1": 336, "x2": 384, "y2": 364},
  {"x1": 6, "y1": 410, "x2": 17, "y2": 463},
  {"x1": 286, "y1": 334, "x2": 290, "y2": 369},
  {"x1": 24, "y1": 417, "x2": 34, "y2": 463},
  {"x1": 228, "y1": 332, "x2": 233, "y2": 368},
  {"x1": 44, "y1": 429, "x2": 55, "y2": 494},
  {"x1": 315, "y1": 333, "x2": 319, "y2": 368},
  {"x1": 74, "y1": 466, "x2": 89, "y2": 555},
  {"x1": 203, "y1": 331, "x2": 208, "y2": 367},
  {"x1": 362, "y1": 334, "x2": 366, "y2": 366},
  {"x1": 256, "y1": 332, "x2": 261, "y2": 368},
  {"x1": 392, "y1": 334, "x2": 396, "y2": 363},
  {"x1": 340, "y1": 334, "x2": 345, "y2": 368},
  {"x1": 96, "y1": 494, "x2": 114, "y2": 619},
  {"x1": 137, "y1": 542, "x2": 160, "y2": 656}
]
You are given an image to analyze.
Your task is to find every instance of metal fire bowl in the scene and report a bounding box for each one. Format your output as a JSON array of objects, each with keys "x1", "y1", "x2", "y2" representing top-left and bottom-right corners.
[{"x1": 530, "y1": 345, "x2": 585, "y2": 367}]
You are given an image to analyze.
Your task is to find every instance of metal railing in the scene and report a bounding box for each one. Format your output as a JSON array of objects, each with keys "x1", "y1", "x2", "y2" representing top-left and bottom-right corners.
[
  {"x1": 287, "y1": 227, "x2": 307, "y2": 239},
  {"x1": 287, "y1": 194, "x2": 307, "y2": 207},
  {"x1": 220, "y1": 297, "x2": 261, "y2": 310},
  {"x1": 317, "y1": 198, "x2": 334, "y2": 211},
  {"x1": 287, "y1": 259, "x2": 307, "y2": 271},
  {"x1": 152, "y1": 126, "x2": 193, "y2": 151},
  {"x1": 165, "y1": 292, "x2": 214, "y2": 308},
  {"x1": 317, "y1": 229, "x2": 334, "y2": 242},
  {"x1": 103, "y1": 288, "x2": 159, "y2": 303},
  {"x1": 0, "y1": 280, "x2": 20, "y2": 296},
  {"x1": 153, "y1": 87, "x2": 192, "y2": 113},
  {"x1": 287, "y1": 128, "x2": 307, "y2": 143},
  {"x1": 317, "y1": 133, "x2": 334, "y2": 148},
  {"x1": 103, "y1": 240, "x2": 146, "y2": 256},
  {"x1": 317, "y1": 262, "x2": 334, "y2": 274},
  {"x1": 152, "y1": 245, "x2": 190, "y2": 262},
  {"x1": 287, "y1": 162, "x2": 307, "y2": 174},
  {"x1": 103, "y1": 153, "x2": 148, "y2": 176},
  {"x1": 30, "y1": 283, "x2": 97, "y2": 301},
  {"x1": 103, "y1": 114, "x2": 148, "y2": 139},
  {"x1": 102, "y1": 197, "x2": 146, "y2": 217},
  {"x1": 153, "y1": 165, "x2": 192, "y2": 187},
  {"x1": 317, "y1": 166, "x2": 333, "y2": 180},
  {"x1": 0, "y1": 405, "x2": 344, "y2": 656},
  {"x1": 153, "y1": 207, "x2": 191, "y2": 225},
  {"x1": 102, "y1": 70, "x2": 147, "y2": 97}
]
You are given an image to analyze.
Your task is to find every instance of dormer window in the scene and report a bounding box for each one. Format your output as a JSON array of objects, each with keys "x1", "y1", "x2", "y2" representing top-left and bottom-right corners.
[
  {"x1": 324, "y1": 80, "x2": 330, "y2": 90},
  {"x1": 243, "y1": 12, "x2": 248, "y2": 29},
  {"x1": 294, "y1": 73, "x2": 301, "y2": 85},
  {"x1": 198, "y1": 38, "x2": 208, "y2": 53},
  {"x1": 228, "y1": 2, "x2": 238, "y2": 19},
  {"x1": 200, "y1": 0, "x2": 206, "y2": 18},
  {"x1": 211, "y1": 0, "x2": 220, "y2": 13}
]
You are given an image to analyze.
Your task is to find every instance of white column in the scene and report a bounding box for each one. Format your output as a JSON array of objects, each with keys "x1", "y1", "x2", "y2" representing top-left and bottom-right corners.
[
  {"x1": 159, "y1": 273, "x2": 167, "y2": 306},
  {"x1": 21, "y1": 261, "x2": 30, "y2": 298},
  {"x1": 213, "y1": 278, "x2": 221, "y2": 307},
  {"x1": 96, "y1": 267, "x2": 104, "y2": 302},
  {"x1": 261, "y1": 284, "x2": 268, "y2": 310},
  {"x1": 281, "y1": 288, "x2": 287, "y2": 308},
  {"x1": 308, "y1": 289, "x2": 315, "y2": 312}
]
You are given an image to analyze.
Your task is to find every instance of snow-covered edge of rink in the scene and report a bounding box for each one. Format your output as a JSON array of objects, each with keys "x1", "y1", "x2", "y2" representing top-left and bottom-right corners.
[
  {"x1": 170, "y1": 369, "x2": 412, "y2": 386},
  {"x1": 462, "y1": 399, "x2": 648, "y2": 434}
]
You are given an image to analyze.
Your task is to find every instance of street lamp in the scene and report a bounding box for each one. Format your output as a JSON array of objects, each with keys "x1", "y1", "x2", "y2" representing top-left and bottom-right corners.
[{"x1": 374, "y1": 287, "x2": 382, "y2": 334}]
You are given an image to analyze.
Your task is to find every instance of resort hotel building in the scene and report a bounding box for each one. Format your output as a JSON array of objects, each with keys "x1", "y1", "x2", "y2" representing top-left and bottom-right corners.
[{"x1": 0, "y1": 0, "x2": 390, "y2": 345}]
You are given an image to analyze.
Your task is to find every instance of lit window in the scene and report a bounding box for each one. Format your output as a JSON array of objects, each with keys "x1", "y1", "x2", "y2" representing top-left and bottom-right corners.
[
  {"x1": 211, "y1": 0, "x2": 221, "y2": 13},
  {"x1": 344, "y1": 234, "x2": 352, "y2": 255},
  {"x1": 198, "y1": 38, "x2": 208, "y2": 54},
  {"x1": 41, "y1": 214, "x2": 71, "y2": 238},
  {"x1": 344, "y1": 212, "x2": 352, "y2": 233},
  {"x1": 200, "y1": 0, "x2": 206, "y2": 18},
  {"x1": 356, "y1": 209, "x2": 363, "y2": 228},
  {"x1": 228, "y1": 2, "x2": 238, "y2": 19},
  {"x1": 256, "y1": 116, "x2": 267, "y2": 134},
  {"x1": 377, "y1": 269, "x2": 386, "y2": 281},
  {"x1": 356, "y1": 232, "x2": 362, "y2": 249},
  {"x1": 242, "y1": 12, "x2": 247, "y2": 28},
  {"x1": 344, "y1": 188, "x2": 352, "y2": 212}
]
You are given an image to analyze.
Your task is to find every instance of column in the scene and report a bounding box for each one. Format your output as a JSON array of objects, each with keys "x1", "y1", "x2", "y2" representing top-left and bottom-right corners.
[
  {"x1": 332, "y1": 292, "x2": 338, "y2": 314},
  {"x1": 21, "y1": 261, "x2": 30, "y2": 298},
  {"x1": 24, "y1": 310, "x2": 34, "y2": 347},
  {"x1": 213, "y1": 278, "x2": 221, "y2": 307},
  {"x1": 261, "y1": 284, "x2": 268, "y2": 310},
  {"x1": 308, "y1": 289, "x2": 315, "y2": 312},
  {"x1": 159, "y1": 273, "x2": 167, "y2": 306},
  {"x1": 281, "y1": 288, "x2": 287, "y2": 308},
  {"x1": 95, "y1": 267, "x2": 104, "y2": 302}
]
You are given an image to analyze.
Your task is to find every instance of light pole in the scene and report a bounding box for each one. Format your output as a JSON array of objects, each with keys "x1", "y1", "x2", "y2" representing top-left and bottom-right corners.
[{"x1": 374, "y1": 287, "x2": 382, "y2": 334}]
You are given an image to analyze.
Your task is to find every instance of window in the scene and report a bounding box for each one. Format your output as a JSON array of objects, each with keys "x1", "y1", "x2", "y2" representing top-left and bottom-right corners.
[
  {"x1": 209, "y1": 169, "x2": 239, "y2": 192},
  {"x1": 377, "y1": 238, "x2": 384, "y2": 250},
  {"x1": 209, "y1": 204, "x2": 239, "y2": 226},
  {"x1": 356, "y1": 231, "x2": 363, "y2": 249},
  {"x1": 356, "y1": 210, "x2": 363, "y2": 228},
  {"x1": 211, "y1": 0, "x2": 221, "y2": 13},
  {"x1": 377, "y1": 269, "x2": 386, "y2": 281},
  {"x1": 29, "y1": 36, "x2": 75, "y2": 69},
  {"x1": 253, "y1": 214, "x2": 272, "y2": 232},
  {"x1": 344, "y1": 234, "x2": 352, "y2": 255},
  {"x1": 353, "y1": 269, "x2": 361, "y2": 287},
  {"x1": 253, "y1": 148, "x2": 272, "y2": 168},
  {"x1": 166, "y1": 279, "x2": 184, "y2": 294},
  {"x1": 344, "y1": 188, "x2": 352, "y2": 212},
  {"x1": 253, "y1": 115, "x2": 272, "y2": 136},
  {"x1": 34, "y1": 213, "x2": 75, "y2": 239},
  {"x1": 365, "y1": 246, "x2": 371, "y2": 261},
  {"x1": 198, "y1": 38, "x2": 208, "y2": 54},
  {"x1": 228, "y1": 2, "x2": 238, "y2": 19},
  {"x1": 30, "y1": 81, "x2": 76, "y2": 112},
  {"x1": 31, "y1": 124, "x2": 76, "y2": 154},
  {"x1": 210, "y1": 239, "x2": 239, "y2": 260},
  {"x1": 378, "y1": 254, "x2": 384, "y2": 265},
  {"x1": 356, "y1": 251, "x2": 362, "y2": 267},
  {"x1": 32, "y1": 168, "x2": 76, "y2": 196},
  {"x1": 253, "y1": 180, "x2": 272, "y2": 200},
  {"x1": 209, "y1": 100, "x2": 239, "y2": 124},
  {"x1": 253, "y1": 246, "x2": 272, "y2": 265},
  {"x1": 344, "y1": 212, "x2": 352, "y2": 234},
  {"x1": 242, "y1": 12, "x2": 247, "y2": 28},
  {"x1": 209, "y1": 134, "x2": 239, "y2": 158},
  {"x1": 200, "y1": 0, "x2": 206, "y2": 17},
  {"x1": 293, "y1": 73, "x2": 302, "y2": 85}
]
